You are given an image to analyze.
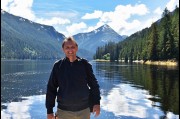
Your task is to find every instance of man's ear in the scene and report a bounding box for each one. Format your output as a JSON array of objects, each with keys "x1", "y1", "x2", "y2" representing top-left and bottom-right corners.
[{"x1": 61, "y1": 47, "x2": 64, "y2": 52}]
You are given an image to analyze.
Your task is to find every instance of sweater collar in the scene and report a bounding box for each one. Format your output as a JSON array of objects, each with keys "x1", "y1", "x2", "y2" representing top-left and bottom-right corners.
[{"x1": 65, "y1": 56, "x2": 81, "y2": 62}]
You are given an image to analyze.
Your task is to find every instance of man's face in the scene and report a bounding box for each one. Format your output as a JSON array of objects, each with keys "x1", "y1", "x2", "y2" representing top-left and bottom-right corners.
[{"x1": 63, "y1": 41, "x2": 78, "y2": 58}]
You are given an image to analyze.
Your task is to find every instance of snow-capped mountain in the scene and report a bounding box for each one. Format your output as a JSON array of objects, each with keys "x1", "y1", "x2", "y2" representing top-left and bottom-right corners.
[
  {"x1": 1, "y1": 9, "x2": 126, "y2": 59},
  {"x1": 73, "y1": 24, "x2": 125, "y2": 55}
]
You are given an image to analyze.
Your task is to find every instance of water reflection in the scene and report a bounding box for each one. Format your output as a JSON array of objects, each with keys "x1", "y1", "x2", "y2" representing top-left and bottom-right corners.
[
  {"x1": 1, "y1": 86, "x2": 178, "y2": 119},
  {"x1": 101, "y1": 83, "x2": 178, "y2": 119},
  {"x1": 1, "y1": 95, "x2": 46, "y2": 119},
  {"x1": 1, "y1": 60, "x2": 179, "y2": 119},
  {"x1": 1, "y1": 60, "x2": 53, "y2": 103},
  {"x1": 95, "y1": 61, "x2": 179, "y2": 115}
]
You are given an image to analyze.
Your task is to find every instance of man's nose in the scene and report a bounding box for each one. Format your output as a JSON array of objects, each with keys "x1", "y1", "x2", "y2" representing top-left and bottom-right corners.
[{"x1": 67, "y1": 48, "x2": 73, "y2": 51}]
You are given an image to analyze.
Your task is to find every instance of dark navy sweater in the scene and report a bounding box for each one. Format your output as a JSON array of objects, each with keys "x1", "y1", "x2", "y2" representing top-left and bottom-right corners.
[{"x1": 46, "y1": 57, "x2": 101, "y2": 114}]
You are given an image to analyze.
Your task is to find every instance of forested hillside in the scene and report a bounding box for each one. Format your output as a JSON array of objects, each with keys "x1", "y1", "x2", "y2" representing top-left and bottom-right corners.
[
  {"x1": 1, "y1": 10, "x2": 124, "y2": 60},
  {"x1": 1, "y1": 10, "x2": 65, "y2": 59},
  {"x1": 94, "y1": 7, "x2": 179, "y2": 62}
]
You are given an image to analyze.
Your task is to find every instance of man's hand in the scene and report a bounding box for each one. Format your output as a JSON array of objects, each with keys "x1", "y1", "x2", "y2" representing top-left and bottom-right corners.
[
  {"x1": 92, "y1": 105, "x2": 100, "y2": 117},
  {"x1": 47, "y1": 113, "x2": 56, "y2": 119}
]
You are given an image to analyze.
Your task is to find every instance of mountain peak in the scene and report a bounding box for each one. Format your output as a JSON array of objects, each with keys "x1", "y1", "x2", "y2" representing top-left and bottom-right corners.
[
  {"x1": 94, "y1": 24, "x2": 119, "y2": 34},
  {"x1": 97, "y1": 24, "x2": 111, "y2": 31},
  {"x1": 73, "y1": 24, "x2": 125, "y2": 56},
  {"x1": 100, "y1": 24, "x2": 110, "y2": 28},
  {"x1": 102, "y1": 24, "x2": 110, "y2": 28}
]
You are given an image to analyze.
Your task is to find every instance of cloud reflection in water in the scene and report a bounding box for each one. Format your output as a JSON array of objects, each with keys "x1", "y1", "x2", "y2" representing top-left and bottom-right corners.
[
  {"x1": 1, "y1": 95, "x2": 45, "y2": 119},
  {"x1": 101, "y1": 83, "x2": 178, "y2": 119},
  {"x1": 1, "y1": 85, "x2": 179, "y2": 119}
]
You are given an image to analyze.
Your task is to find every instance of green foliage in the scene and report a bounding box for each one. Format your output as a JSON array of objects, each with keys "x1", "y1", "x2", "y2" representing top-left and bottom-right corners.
[
  {"x1": 1, "y1": 11, "x2": 65, "y2": 59},
  {"x1": 95, "y1": 7, "x2": 179, "y2": 62},
  {"x1": 103, "y1": 53, "x2": 110, "y2": 60},
  {"x1": 148, "y1": 23, "x2": 159, "y2": 60}
]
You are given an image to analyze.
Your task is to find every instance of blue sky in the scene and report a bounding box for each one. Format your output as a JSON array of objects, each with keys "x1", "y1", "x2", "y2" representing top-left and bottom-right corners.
[{"x1": 1, "y1": 0, "x2": 179, "y2": 37}]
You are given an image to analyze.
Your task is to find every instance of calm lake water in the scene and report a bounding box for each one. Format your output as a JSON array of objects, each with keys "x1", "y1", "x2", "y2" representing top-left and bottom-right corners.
[{"x1": 1, "y1": 60, "x2": 179, "y2": 119}]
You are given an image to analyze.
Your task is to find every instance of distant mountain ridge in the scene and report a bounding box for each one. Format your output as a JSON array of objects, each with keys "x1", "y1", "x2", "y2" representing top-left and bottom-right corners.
[
  {"x1": 1, "y1": 10, "x2": 65, "y2": 42},
  {"x1": 1, "y1": 9, "x2": 126, "y2": 59},
  {"x1": 73, "y1": 24, "x2": 125, "y2": 55},
  {"x1": 1, "y1": 9, "x2": 66, "y2": 59},
  {"x1": 94, "y1": 7, "x2": 179, "y2": 62}
]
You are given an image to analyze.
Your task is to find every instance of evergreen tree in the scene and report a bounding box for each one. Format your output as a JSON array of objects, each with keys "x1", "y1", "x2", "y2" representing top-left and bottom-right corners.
[
  {"x1": 161, "y1": 8, "x2": 175, "y2": 60},
  {"x1": 148, "y1": 23, "x2": 159, "y2": 60}
]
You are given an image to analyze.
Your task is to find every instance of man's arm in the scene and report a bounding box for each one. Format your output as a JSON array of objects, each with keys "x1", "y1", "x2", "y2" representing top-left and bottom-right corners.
[
  {"x1": 86, "y1": 61, "x2": 101, "y2": 104},
  {"x1": 45, "y1": 63, "x2": 58, "y2": 115},
  {"x1": 83, "y1": 60, "x2": 101, "y2": 112}
]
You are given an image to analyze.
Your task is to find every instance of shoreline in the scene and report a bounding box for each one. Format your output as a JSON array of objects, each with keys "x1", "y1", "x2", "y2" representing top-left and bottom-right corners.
[
  {"x1": 143, "y1": 60, "x2": 178, "y2": 66},
  {"x1": 94, "y1": 59, "x2": 179, "y2": 66}
]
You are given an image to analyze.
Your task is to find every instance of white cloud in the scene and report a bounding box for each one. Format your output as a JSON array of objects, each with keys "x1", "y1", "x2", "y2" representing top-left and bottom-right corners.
[
  {"x1": 1, "y1": 0, "x2": 35, "y2": 21},
  {"x1": 82, "y1": 10, "x2": 103, "y2": 19},
  {"x1": 1, "y1": 0, "x2": 179, "y2": 37},
  {"x1": 66, "y1": 22, "x2": 87, "y2": 36},
  {"x1": 154, "y1": 7, "x2": 163, "y2": 15},
  {"x1": 86, "y1": 26, "x2": 97, "y2": 33},
  {"x1": 39, "y1": 11, "x2": 79, "y2": 19},
  {"x1": 117, "y1": 20, "x2": 141, "y2": 35},
  {"x1": 166, "y1": 0, "x2": 179, "y2": 12},
  {"x1": 115, "y1": 4, "x2": 149, "y2": 19},
  {"x1": 36, "y1": 17, "x2": 71, "y2": 26},
  {"x1": 1, "y1": 0, "x2": 12, "y2": 11},
  {"x1": 83, "y1": 22, "x2": 104, "y2": 33},
  {"x1": 1, "y1": 0, "x2": 73, "y2": 36},
  {"x1": 100, "y1": 12, "x2": 114, "y2": 23},
  {"x1": 80, "y1": 4, "x2": 150, "y2": 36},
  {"x1": 90, "y1": 4, "x2": 149, "y2": 36}
]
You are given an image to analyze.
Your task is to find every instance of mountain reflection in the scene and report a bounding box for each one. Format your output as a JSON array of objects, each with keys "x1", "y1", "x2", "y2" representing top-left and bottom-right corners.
[
  {"x1": 2, "y1": 87, "x2": 178, "y2": 119},
  {"x1": 1, "y1": 60, "x2": 179, "y2": 119}
]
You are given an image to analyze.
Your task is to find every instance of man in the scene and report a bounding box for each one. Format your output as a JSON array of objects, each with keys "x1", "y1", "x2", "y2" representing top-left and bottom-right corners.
[{"x1": 46, "y1": 36, "x2": 101, "y2": 119}]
